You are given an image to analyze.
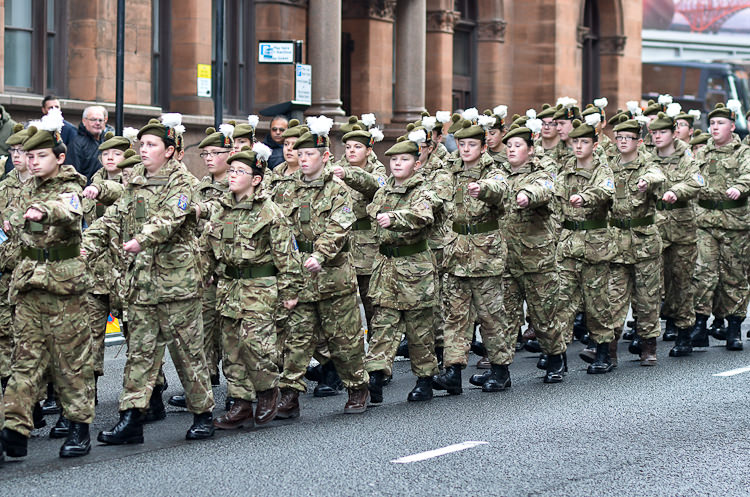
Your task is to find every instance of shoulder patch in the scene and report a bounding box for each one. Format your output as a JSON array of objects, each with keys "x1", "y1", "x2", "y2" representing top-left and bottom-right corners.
[
  {"x1": 60, "y1": 192, "x2": 82, "y2": 214},
  {"x1": 693, "y1": 172, "x2": 706, "y2": 187},
  {"x1": 378, "y1": 176, "x2": 386, "y2": 187},
  {"x1": 602, "y1": 178, "x2": 615, "y2": 190},
  {"x1": 292, "y1": 235, "x2": 299, "y2": 252},
  {"x1": 177, "y1": 194, "x2": 189, "y2": 211},
  {"x1": 493, "y1": 174, "x2": 506, "y2": 182},
  {"x1": 539, "y1": 179, "x2": 554, "y2": 191}
]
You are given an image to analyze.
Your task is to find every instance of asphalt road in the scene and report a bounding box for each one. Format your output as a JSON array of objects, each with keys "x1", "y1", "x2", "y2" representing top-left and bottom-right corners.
[{"x1": 2, "y1": 328, "x2": 750, "y2": 497}]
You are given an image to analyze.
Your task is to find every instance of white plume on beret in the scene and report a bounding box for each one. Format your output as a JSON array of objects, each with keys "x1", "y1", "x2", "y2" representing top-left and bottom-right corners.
[
  {"x1": 370, "y1": 128, "x2": 384, "y2": 143},
  {"x1": 252, "y1": 142, "x2": 272, "y2": 162},
  {"x1": 306, "y1": 115, "x2": 334, "y2": 137},
  {"x1": 525, "y1": 109, "x2": 537, "y2": 119},
  {"x1": 160, "y1": 113, "x2": 183, "y2": 128},
  {"x1": 688, "y1": 109, "x2": 701, "y2": 120},
  {"x1": 28, "y1": 119, "x2": 42, "y2": 130},
  {"x1": 626, "y1": 101, "x2": 641, "y2": 115},
  {"x1": 421, "y1": 116, "x2": 437, "y2": 132},
  {"x1": 462, "y1": 107, "x2": 479, "y2": 123},
  {"x1": 666, "y1": 103, "x2": 682, "y2": 118},
  {"x1": 593, "y1": 97, "x2": 608, "y2": 109},
  {"x1": 174, "y1": 124, "x2": 186, "y2": 136},
  {"x1": 477, "y1": 115, "x2": 497, "y2": 130},
  {"x1": 526, "y1": 118, "x2": 542, "y2": 135},
  {"x1": 40, "y1": 107, "x2": 64, "y2": 133},
  {"x1": 635, "y1": 115, "x2": 650, "y2": 125},
  {"x1": 658, "y1": 94, "x2": 673, "y2": 105},
  {"x1": 408, "y1": 129, "x2": 427, "y2": 145},
  {"x1": 584, "y1": 113, "x2": 602, "y2": 127},
  {"x1": 218, "y1": 123, "x2": 235, "y2": 139},
  {"x1": 727, "y1": 99, "x2": 742, "y2": 114},
  {"x1": 557, "y1": 97, "x2": 577, "y2": 109},
  {"x1": 361, "y1": 113, "x2": 376, "y2": 129},
  {"x1": 435, "y1": 111, "x2": 451, "y2": 124},
  {"x1": 246, "y1": 115, "x2": 259, "y2": 129},
  {"x1": 493, "y1": 105, "x2": 508, "y2": 119},
  {"x1": 122, "y1": 127, "x2": 139, "y2": 143}
]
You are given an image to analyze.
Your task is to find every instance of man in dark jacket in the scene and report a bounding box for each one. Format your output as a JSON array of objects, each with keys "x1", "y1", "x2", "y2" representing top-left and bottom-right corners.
[
  {"x1": 0, "y1": 104, "x2": 18, "y2": 174},
  {"x1": 67, "y1": 105, "x2": 114, "y2": 183},
  {"x1": 263, "y1": 115, "x2": 288, "y2": 169}
]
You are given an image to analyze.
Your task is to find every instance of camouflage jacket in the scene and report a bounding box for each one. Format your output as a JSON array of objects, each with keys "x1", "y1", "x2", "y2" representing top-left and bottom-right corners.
[
  {"x1": 487, "y1": 148, "x2": 508, "y2": 166},
  {"x1": 83, "y1": 158, "x2": 202, "y2": 305},
  {"x1": 0, "y1": 169, "x2": 31, "y2": 274},
  {"x1": 336, "y1": 153, "x2": 387, "y2": 276},
  {"x1": 9, "y1": 165, "x2": 89, "y2": 301},
  {"x1": 419, "y1": 150, "x2": 452, "y2": 254},
  {"x1": 194, "y1": 174, "x2": 229, "y2": 233},
  {"x1": 277, "y1": 168, "x2": 357, "y2": 302},
  {"x1": 201, "y1": 191, "x2": 303, "y2": 319},
  {"x1": 442, "y1": 152, "x2": 509, "y2": 277},
  {"x1": 649, "y1": 139, "x2": 704, "y2": 245},
  {"x1": 83, "y1": 167, "x2": 124, "y2": 228},
  {"x1": 555, "y1": 155, "x2": 616, "y2": 262},
  {"x1": 694, "y1": 134, "x2": 750, "y2": 231},
  {"x1": 609, "y1": 152, "x2": 666, "y2": 264},
  {"x1": 599, "y1": 134, "x2": 619, "y2": 164},
  {"x1": 261, "y1": 161, "x2": 298, "y2": 215},
  {"x1": 365, "y1": 174, "x2": 436, "y2": 310},
  {"x1": 499, "y1": 157, "x2": 557, "y2": 275}
]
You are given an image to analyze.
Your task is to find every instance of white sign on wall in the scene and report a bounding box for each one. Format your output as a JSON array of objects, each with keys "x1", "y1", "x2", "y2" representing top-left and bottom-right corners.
[
  {"x1": 258, "y1": 41, "x2": 295, "y2": 64},
  {"x1": 294, "y1": 64, "x2": 312, "y2": 106}
]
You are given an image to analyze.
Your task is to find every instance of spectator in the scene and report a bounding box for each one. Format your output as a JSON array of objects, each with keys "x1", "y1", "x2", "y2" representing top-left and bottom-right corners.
[
  {"x1": 68, "y1": 105, "x2": 113, "y2": 183},
  {"x1": 0, "y1": 104, "x2": 18, "y2": 174},
  {"x1": 41, "y1": 95, "x2": 77, "y2": 154},
  {"x1": 263, "y1": 115, "x2": 287, "y2": 169}
]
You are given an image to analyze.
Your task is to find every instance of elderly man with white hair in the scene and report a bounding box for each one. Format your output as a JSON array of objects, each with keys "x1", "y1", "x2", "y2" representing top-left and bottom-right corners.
[{"x1": 68, "y1": 105, "x2": 114, "y2": 184}]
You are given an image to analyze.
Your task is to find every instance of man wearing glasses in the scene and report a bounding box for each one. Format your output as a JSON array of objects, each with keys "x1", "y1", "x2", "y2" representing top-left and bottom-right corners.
[
  {"x1": 263, "y1": 115, "x2": 288, "y2": 170},
  {"x1": 68, "y1": 105, "x2": 114, "y2": 184}
]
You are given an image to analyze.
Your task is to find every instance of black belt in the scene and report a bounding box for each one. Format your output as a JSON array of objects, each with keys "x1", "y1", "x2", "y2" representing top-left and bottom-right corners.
[
  {"x1": 297, "y1": 239, "x2": 349, "y2": 253},
  {"x1": 656, "y1": 199, "x2": 689, "y2": 211},
  {"x1": 451, "y1": 219, "x2": 499, "y2": 235},
  {"x1": 379, "y1": 239, "x2": 428, "y2": 258},
  {"x1": 609, "y1": 215, "x2": 655, "y2": 229},
  {"x1": 21, "y1": 244, "x2": 80, "y2": 262},
  {"x1": 225, "y1": 263, "x2": 278, "y2": 279},
  {"x1": 562, "y1": 218, "x2": 608, "y2": 231},
  {"x1": 352, "y1": 218, "x2": 372, "y2": 231},
  {"x1": 698, "y1": 198, "x2": 748, "y2": 210}
]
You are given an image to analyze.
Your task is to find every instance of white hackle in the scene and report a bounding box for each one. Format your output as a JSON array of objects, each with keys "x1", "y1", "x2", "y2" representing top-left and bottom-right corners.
[
  {"x1": 370, "y1": 128, "x2": 384, "y2": 143},
  {"x1": 435, "y1": 111, "x2": 451, "y2": 124},
  {"x1": 252, "y1": 142, "x2": 272, "y2": 162},
  {"x1": 361, "y1": 113, "x2": 376, "y2": 129},
  {"x1": 408, "y1": 129, "x2": 427, "y2": 145},
  {"x1": 247, "y1": 115, "x2": 260, "y2": 129},
  {"x1": 584, "y1": 113, "x2": 602, "y2": 127},
  {"x1": 666, "y1": 103, "x2": 682, "y2": 118},
  {"x1": 493, "y1": 105, "x2": 508, "y2": 119},
  {"x1": 593, "y1": 97, "x2": 608, "y2": 109},
  {"x1": 160, "y1": 113, "x2": 183, "y2": 128},
  {"x1": 306, "y1": 115, "x2": 334, "y2": 137},
  {"x1": 477, "y1": 115, "x2": 497, "y2": 130},
  {"x1": 40, "y1": 107, "x2": 64, "y2": 132},
  {"x1": 218, "y1": 123, "x2": 235, "y2": 139}
]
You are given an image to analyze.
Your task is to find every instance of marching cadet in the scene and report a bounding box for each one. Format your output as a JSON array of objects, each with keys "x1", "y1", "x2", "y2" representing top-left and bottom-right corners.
[
  {"x1": 554, "y1": 117, "x2": 616, "y2": 374},
  {"x1": 275, "y1": 116, "x2": 370, "y2": 418},
  {"x1": 535, "y1": 103, "x2": 560, "y2": 158},
  {"x1": 645, "y1": 111, "x2": 704, "y2": 356},
  {"x1": 642, "y1": 95, "x2": 673, "y2": 153},
  {"x1": 83, "y1": 114, "x2": 216, "y2": 445},
  {"x1": 1, "y1": 109, "x2": 95, "y2": 459},
  {"x1": 582, "y1": 98, "x2": 616, "y2": 162},
  {"x1": 605, "y1": 115, "x2": 666, "y2": 366},
  {"x1": 431, "y1": 119, "x2": 511, "y2": 394},
  {"x1": 691, "y1": 101, "x2": 750, "y2": 351},
  {"x1": 333, "y1": 130, "x2": 439, "y2": 402},
  {"x1": 484, "y1": 106, "x2": 508, "y2": 164},
  {"x1": 690, "y1": 129, "x2": 710, "y2": 153},
  {"x1": 551, "y1": 97, "x2": 582, "y2": 168},
  {"x1": 201, "y1": 143, "x2": 302, "y2": 429},
  {"x1": 674, "y1": 109, "x2": 701, "y2": 144},
  {"x1": 262, "y1": 118, "x2": 305, "y2": 203},
  {"x1": 232, "y1": 115, "x2": 259, "y2": 152}
]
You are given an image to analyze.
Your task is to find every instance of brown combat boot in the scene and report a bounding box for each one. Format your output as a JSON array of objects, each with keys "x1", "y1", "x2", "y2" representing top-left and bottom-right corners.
[
  {"x1": 639, "y1": 337, "x2": 657, "y2": 366},
  {"x1": 213, "y1": 399, "x2": 253, "y2": 430},
  {"x1": 254, "y1": 387, "x2": 280, "y2": 425},
  {"x1": 275, "y1": 388, "x2": 300, "y2": 419},
  {"x1": 343, "y1": 387, "x2": 369, "y2": 414},
  {"x1": 609, "y1": 340, "x2": 618, "y2": 367}
]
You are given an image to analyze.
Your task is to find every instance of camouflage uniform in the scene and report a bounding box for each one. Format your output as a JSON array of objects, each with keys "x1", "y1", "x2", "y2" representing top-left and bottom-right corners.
[
  {"x1": 692, "y1": 135, "x2": 750, "y2": 319},
  {"x1": 277, "y1": 169, "x2": 368, "y2": 393},
  {"x1": 3, "y1": 166, "x2": 95, "y2": 436},
  {"x1": 650, "y1": 139, "x2": 704, "y2": 329},
  {"x1": 201, "y1": 191, "x2": 302, "y2": 402},
  {"x1": 555, "y1": 155, "x2": 616, "y2": 345},
  {"x1": 343, "y1": 170, "x2": 438, "y2": 378},
  {"x1": 608, "y1": 153, "x2": 666, "y2": 340},
  {"x1": 499, "y1": 157, "x2": 566, "y2": 356},
  {"x1": 442, "y1": 152, "x2": 510, "y2": 367},
  {"x1": 193, "y1": 174, "x2": 229, "y2": 381},
  {"x1": 83, "y1": 159, "x2": 214, "y2": 414}
]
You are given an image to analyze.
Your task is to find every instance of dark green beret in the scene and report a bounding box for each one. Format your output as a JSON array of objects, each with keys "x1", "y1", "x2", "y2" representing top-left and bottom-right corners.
[
  {"x1": 689, "y1": 129, "x2": 710, "y2": 146},
  {"x1": 567, "y1": 119, "x2": 596, "y2": 140},
  {"x1": 138, "y1": 118, "x2": 177, "y2": 144},
  {"x1": 117, "y1": 149, "x2": 141, "y2": 169},
  {"x1": 648, "y1": 112, "x2": 675, "y2": 131},
  {"x1": 707, "y1": 102, "x2": 737, "y2": 121},
  {"x1": 552, "y1": 105, "x2": 582, "y2": 121},
  {"x1": 22, "y1": 126, "x2": 63, "y2": 151},
  {"x1": 198, "y1": 126, "x2": 234, "y2": 149},
  {"x1": 99, "y1": 131, "x2": 132, "y2": 152},
  {"x1": 293, "y1": 131, "x2": 329, "y2": 150},
  {"x1": 453, "y1": 121, "x2": 485, "y2": 141},
  {"x1": 5, "y1": 124, "x2": 31, "y2": 147},
  {"x1": 502, "y1": 124, "x2": 533, "y2": 144},
  {"x1": 342, "y1": 125, "x2": 373, "y2": 147},
  {"x1": 613, "y1": 115, "x2": 641, "y2": 134},
  {"x1": 340, "y1": 115, "x2": 363, "y2": 134},
  {"x1": 537, "y1": 103, "x2": 556, "y2": 120},
  {"x1": 385, "y1": 135, "x2": 419, "y2": 156},
  {"x1": 447, "y1": 113, "x2": 465, "y2": 134}
]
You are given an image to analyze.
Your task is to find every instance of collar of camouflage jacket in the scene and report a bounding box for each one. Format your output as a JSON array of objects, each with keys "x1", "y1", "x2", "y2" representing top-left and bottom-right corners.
[{"x1": 33, "y1": 164, "x2": 86, "y2": 190}]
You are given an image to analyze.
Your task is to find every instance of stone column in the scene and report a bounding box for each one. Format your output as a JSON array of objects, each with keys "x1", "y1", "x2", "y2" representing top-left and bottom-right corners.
[
  {"x1": 169, "y1": 0, "x2": 213, "y2": 115},
  {"x1": 476, "y1": 0, "x2": 507, "y2": 110},
  {"x1": 306, "y1": 0, "x2": 344, "y2": 116},
  {"x1": 392, "y1": 0, "x2": 426, "y2": 123},
  {"x1": 425, "y1": 1, "x2": 458, "y2": 113}
]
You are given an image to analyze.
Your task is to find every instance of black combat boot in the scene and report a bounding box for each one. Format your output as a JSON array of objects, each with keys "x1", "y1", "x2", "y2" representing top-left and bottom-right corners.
[
  {"x1": 628, "y1": 334, "x2": 642, "y2": 355},
  {"x1": 97, "y1": 408, "x2": 144, "y2": 445},
  {"x1": 587, "y1": 342, "x2": 614, "y2": 374},
  {"x1": 573, "y1": 313, "x2": 590, "y2": 343},
  {"x1": 407, "y1": 377, "x2": 433, "y2": 402},
  {"x1": 145, "y1": 384, "x2": 167, "y2": 423},
  {"x1": 1, "y1": 428, "x2": 28, "y2": 458},
  {"x1": 367, "y1": 370, "x2": 385, "y2": 403},
  {"x1": 622, "y1": 317, "x2": 637, "y2": 341},
  {"x1": 470, "y1": 340, "x2": 487, "y2": 357},
  {"x1": 579, "y1": 342, "x2": 597, "y2": 364},
  {"x1": 396, "y1": 337, "x2": 409, "y2": 358},
  {"x1": 314, "y1": 361, "x2": 344, "y2": 398},
  {"x1": 543, "y1": 353, "x2": 566, "y2": 384},
  {"x1": 725, "y1": 316, "x2": 744, "y2": 351},
  {"x1": 186, "y1": 412, "x2": 215, "y2": 440},
  {"x1": 49, "y1": 414, "x2": 70, "y2": 439},
  {"x1": 432, "y1": 364, "x2": 462, "y2": 395},
  {"x1": 536, "y1": 354, "x2": 549, "y2": 370},
  {"x1": 168, "y1": 392, "x2": 187, "y2": 409},
  {"x1": 33, "y1": 402, "x2": 47, "y2": 429},
  {"x1": 469, "y1": 369, "x2": 491, "y2": 387},
  {"x1": 663, "y1": 318, "x2": 678, "y2": 341},
  {"x1": 481, "y1": 364, "x2": 511, "y2": 392},
  {"x1": 690, "y1": 313, "x2": 709, "y2": 347},
  {"x1": 669, "y1": 327, "x2": 693, "y2": 357},
  {"x1": 41, "y1": 382, "x2": 60, "y2": 415},
  {"x1": 304, "y1": 364, "x2": 324, "y2": 383},
  {"x1": 59, "y1": 422, "x2": 91, "y2": 458},
  {"x1": 708, "y1": 317, "x2": 727, "y2": 341}
]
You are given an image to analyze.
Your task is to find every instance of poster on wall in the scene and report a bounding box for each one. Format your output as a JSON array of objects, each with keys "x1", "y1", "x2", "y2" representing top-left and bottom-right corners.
[{"x1": 643, "y1": 0, "x2": 750, "y2": 34}]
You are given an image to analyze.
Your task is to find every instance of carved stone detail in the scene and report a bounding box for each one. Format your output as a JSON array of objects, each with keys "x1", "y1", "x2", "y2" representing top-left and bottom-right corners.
[
  {"x1": 577, "y1": 25, "x2": 591, "y2": 48},
  {"x1": 342, "y1": 0, "x2": 397, "y2": 21},
  {"x1": 599, "y1": 35, "x2": 627, "y2": 55},
  {"x1": 426, "y1": 10, "x2": 460, "y2": 34},
  {"x1": 477, "y1": 19, "x2": 507, "y2": 42}
]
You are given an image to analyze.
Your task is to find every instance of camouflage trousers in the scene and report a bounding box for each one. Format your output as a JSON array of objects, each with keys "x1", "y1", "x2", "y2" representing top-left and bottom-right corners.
[
  {"x1": 3, "y1": 291, "x2": 95, "y2": 436},
  {"x1": 280, "y1": 292, "x2": 368, "y2": 392},
  {"x1": 0, "y1": 273, "x2": 13, "y2": 379},
  {"x1": 610, "y1": 258, "x2": 662, "y2": 340},
  {"x1": 86, "y1": 292, "x2": 110, "y2": 377},
  {"x1": 365, "y1": 306, "x2": 438, "y2": 378},
  {"x1": 443, "y1": 275, "x2": 512, "y2": 367},
  {"x1": 558, "y1": 258, "x2": 614, "y2": 345},
  {"x1": 274, "y1": 305, "x2": 290, "y2": 372},
  {"x1": 503, "y1": 270, "x2": 566, "y2": 355},
  {"x1": 202, "y1": 284, "x2": 221, "y2": 378},
  {"x1": 121, "y1": 299, "x2": 214, "y2": 414},
  {"x1": 693, "y1": 228, "x2": 750, "y2": 318},
  {"x1": 357, "y1": 274, "x2": 375, "y2": 333},
  {"x1": 220, "y1": 313, "x2": 278, "y2": 403},
  {"x1": 432, "y1": 249, "x2": 446, "y2": 348},
  {"x1": 661, "y1": 241, "x2": 698, "y2": 329}
]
